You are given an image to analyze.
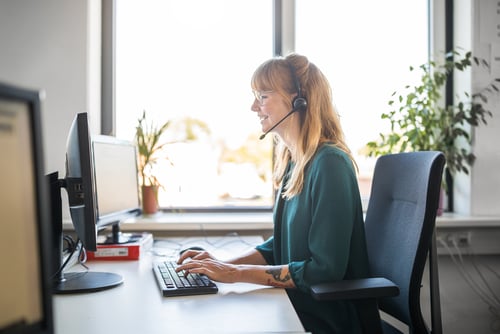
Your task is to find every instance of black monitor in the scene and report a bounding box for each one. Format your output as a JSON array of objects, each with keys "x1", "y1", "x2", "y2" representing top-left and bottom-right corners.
[
  {"x1": 92, "y1": 134, "x2": 141, "y2": 244},
  {"x1": 0, "y1": 82, "x2": 54, "y2": 333},
  {"x1": 49, "y1": 112, "x2": 123, "y2": 294}
]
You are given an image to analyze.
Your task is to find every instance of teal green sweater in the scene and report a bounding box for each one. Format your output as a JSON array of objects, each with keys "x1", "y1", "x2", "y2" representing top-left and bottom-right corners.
[{"x1": 256, "y1": 144, "x2": 369, "y2": 334}]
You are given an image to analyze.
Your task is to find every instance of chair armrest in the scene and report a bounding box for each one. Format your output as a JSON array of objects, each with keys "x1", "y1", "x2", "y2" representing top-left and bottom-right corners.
[{"x1": 311, "y1": 277, "x2": 399, "y2": 301}]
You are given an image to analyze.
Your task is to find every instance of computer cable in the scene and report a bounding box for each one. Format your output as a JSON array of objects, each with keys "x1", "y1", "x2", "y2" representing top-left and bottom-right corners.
[
  {"x1": 203, "y1": 232, "x2": 259, "y2": 249},
  {"x1": 152, "y1": 233, "x2": 260, "y2": 259},
  {"x1": 62, "y1": 234, "x2": 76, "y2": 253},
  {"x1": 51, "y1": 235, "x2": 79, "y2": 279},
  {"x1": 197, "y1": 223, "x2": 262, "y2": 249},
  {"x1": 437, "y1": 236, "x2": 500, "y2": 331},
  {"x1": 76, "y1": 238, "x2": 89, "y2": 270},
  {"x1": 451, "y1": 239, "x2": 500, "y2": 332},
  {"x1": 152, "y1": 239, "x2": 185, "y2": 258}
]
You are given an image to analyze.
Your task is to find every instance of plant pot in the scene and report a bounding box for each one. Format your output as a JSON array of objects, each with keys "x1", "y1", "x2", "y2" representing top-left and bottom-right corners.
[{"x1": 141, "y1": 185, "x2": 159, "y2": 215}]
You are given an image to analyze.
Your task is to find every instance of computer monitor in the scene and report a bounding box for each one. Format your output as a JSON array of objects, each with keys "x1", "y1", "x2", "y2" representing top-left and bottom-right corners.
[
  {"x1": 0, "y1": 82, "x2": 54, "y2": 333},
  {"x1": 49, "y1": 112, "x2": 123, "y2": 294},
  {"x1": 92, "y1": 134, "x2": 141, "y2": 244}
]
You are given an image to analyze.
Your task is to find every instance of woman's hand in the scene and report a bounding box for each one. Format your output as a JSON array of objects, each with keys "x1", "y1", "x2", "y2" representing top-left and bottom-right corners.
[
  {"x1": 175, "y1": 258, "x2": 240, "y2": 283},
  {"x1": 175, "y1": 248, "x2": 295, "y2": 288}
]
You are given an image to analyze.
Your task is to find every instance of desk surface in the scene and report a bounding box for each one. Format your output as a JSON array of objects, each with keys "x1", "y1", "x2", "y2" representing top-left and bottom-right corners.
[{"x1": 54, "y1": 236, "x2": 305, "y2": 334}]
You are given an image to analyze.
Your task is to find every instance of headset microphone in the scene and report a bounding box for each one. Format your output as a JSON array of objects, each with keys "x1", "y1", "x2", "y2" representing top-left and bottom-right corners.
[{"x1": 259, "y1": 107, "x2": 299, "y2": 140}]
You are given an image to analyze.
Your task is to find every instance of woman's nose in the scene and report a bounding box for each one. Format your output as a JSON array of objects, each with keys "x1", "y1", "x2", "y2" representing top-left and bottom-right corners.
[{"x1": 251, "y1": 99, "x2": 260, "y2": 111}]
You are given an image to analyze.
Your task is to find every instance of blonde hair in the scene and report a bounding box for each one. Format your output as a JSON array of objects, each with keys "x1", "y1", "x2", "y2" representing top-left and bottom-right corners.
[{"x1": 251, "y1": 53, "x2": 357, "y2": 199}]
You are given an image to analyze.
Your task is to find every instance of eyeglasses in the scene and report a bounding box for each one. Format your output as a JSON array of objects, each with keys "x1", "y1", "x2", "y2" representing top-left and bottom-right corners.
[{"x1": 252, "y1": 90, "x2": 274, "y2": 105}]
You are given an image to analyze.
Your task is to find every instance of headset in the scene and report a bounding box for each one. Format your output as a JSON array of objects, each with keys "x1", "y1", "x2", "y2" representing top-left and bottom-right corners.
[{"x1": 286, "y1": 60, "x2": 308, "y2": 112}]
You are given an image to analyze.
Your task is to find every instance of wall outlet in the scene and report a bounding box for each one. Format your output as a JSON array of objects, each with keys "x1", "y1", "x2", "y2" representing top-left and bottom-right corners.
[
  {"x1": 457, "y1": 232, "x2": 472, "y2": 247},
  {"x1": 445, "y1": 232, "x2": 472, "y2": 247},
  {"x1": 436, "y1": 228, "x2": 500, "y2": 255}
]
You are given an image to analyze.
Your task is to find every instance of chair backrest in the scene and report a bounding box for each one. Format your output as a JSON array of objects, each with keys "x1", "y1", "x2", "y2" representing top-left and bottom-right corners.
[{"x1": 364, "y1": 151, "x2": 445, "y2": 332}]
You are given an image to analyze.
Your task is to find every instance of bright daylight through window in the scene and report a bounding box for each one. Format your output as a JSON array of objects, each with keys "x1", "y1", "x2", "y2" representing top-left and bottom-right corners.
[{"x1": 116, "y1": 1, "x2": 428, "y2": 210}]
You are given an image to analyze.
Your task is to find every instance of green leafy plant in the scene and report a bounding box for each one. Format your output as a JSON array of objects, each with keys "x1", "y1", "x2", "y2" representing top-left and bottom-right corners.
[
  {"x1": 135, "y1": 110, "x2": 173, "y2": 187},
  {"x1": 365, "y1": 50, "x2": 499, "y2": 177}
]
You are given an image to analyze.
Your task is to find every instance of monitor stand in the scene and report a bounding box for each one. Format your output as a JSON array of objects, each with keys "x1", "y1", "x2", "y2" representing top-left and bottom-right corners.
[
  {"x1": 99, "y1": 224, "x2": 143, "y2": 245},
  {"x1": 47, "y1": 172, "x2": 123, "y2": 294},
  {"x1": 53, "y1": 271, "x2": 124, "y2": 294}
]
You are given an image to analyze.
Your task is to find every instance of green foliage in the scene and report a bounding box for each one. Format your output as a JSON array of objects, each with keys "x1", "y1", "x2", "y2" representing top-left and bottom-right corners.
[
  {"x1": 365, "y1": 50, "x2": 499, "y2": 176},
  {"x1": 135, "y1": 110, "x2": 172, "y2": 187}
]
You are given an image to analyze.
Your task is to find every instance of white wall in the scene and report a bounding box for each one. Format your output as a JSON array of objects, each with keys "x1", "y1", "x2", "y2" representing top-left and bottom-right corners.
[
  {"x1": 453, "y1": 0, "x2": 500, "y2": 216},
  {"x1": 469, "y1": 0, "x2": 500, "y2": 215},
  {"x1": 0, "y1": 0, "x2": 101, "y2": 220}
]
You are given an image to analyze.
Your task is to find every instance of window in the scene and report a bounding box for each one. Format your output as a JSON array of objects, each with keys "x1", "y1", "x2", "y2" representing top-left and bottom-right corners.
[
  {"x1": 295, "y1": 0, "x2": 428, "y2": 206},
  {"x1": 115, "y1": 0, "x2": 428, "y2": 210},
  {"x1": 116, "y1": 0, "x2": 274, "y2": 209}
]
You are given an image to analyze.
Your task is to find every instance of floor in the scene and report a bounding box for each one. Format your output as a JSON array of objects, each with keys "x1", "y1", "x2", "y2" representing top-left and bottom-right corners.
[{"x1": 384, "y1": 254, "x2": 500, "y2": 333}]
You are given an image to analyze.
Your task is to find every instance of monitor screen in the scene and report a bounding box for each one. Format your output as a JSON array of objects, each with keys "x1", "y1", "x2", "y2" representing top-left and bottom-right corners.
[
  {"x1": 51, "y1": 112, "x2": 123, "y2": 294},
  {"x1": 0, "y1": 82, "x2": 54, "y2": 333},
  {"x1": 65, "y1": 113, "x2": 98, "y2": 251},
  {"x1": 92, "y1": 135, "x2": 141, "y2": 229}
]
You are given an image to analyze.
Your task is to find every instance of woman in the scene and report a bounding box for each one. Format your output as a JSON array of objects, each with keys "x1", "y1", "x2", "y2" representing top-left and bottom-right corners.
[{"x1": 177, "y1": 53, "x2": 369, "y2": 333}]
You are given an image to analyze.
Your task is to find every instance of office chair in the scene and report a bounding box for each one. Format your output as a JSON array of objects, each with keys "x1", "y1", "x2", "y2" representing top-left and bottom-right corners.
[{"x1": 311, "y1": 151, "x2": 445, "y2": 334}]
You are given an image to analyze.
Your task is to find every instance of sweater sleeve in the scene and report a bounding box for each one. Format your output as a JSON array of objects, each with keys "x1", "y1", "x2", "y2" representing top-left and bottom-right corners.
[
  {"x1": 288, "y1": 150, "x2": 361, "y2": 292},
  {"x1": 255, "y1": 236, "x2": 275, "y2": 265}
]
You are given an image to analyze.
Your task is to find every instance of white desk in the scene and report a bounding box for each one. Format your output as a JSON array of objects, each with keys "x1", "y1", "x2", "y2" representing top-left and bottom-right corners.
[{"x1": 54, "y1": 236, "x2": 305, "y2": 334}]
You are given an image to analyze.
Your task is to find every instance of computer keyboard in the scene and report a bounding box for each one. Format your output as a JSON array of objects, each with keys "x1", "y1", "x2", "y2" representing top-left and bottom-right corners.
[{"x1": 152, "y1": 260, "x2": 218, "y2": 297}]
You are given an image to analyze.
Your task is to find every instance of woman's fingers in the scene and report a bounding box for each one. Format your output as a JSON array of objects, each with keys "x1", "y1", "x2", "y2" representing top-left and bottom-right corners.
[
  {"x1": 175, "y1": 259, "x2": 238, "y2": 283},
  {"x1": 177, "y1": 249, "x2": 212, "y2": 264}
]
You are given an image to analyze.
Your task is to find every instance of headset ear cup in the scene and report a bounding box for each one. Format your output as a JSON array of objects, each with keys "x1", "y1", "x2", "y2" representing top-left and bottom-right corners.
[
  {"x1": 293, "y1": 97, "x2": 307, "y2": 112},
  {"x1": 287, "y1": 59, "x2": 307, "y2": 112}
]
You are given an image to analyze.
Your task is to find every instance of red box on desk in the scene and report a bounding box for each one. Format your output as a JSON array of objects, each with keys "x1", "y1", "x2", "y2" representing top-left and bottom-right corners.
[{"x1": 87, "y1": 232, "x2": 153, "y2": 260}]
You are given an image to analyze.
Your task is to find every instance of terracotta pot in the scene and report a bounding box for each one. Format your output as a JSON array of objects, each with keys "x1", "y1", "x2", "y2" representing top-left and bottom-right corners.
[{"x1": 142, "y1": 185, "x2": 159, "y2": 214}]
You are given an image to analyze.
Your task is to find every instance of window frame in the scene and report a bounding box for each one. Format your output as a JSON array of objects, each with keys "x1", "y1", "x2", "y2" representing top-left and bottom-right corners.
[{"x1": 102, "y1": 0, "x2": 434, "y2": 214}]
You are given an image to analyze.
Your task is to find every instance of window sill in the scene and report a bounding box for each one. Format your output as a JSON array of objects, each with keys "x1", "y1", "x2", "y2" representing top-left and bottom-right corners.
[
  {"x1": 436, "y1": 212, "x2": 500, "y2": 228},
  {"x1": 62, "y1": 211, "x2": 500, "y2": 233},
  {"x1": 121, "y1": 211, "x2": 500, "y2": 232},
  {"x1": 118, "y1": 211, "x2": 274, "y2": 232}
]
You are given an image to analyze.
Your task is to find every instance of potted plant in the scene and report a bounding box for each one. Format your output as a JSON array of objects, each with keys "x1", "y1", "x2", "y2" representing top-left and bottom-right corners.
[
  {"x1": 135, "y1": 111, "x2": 211, "y2": 214},
  {"x1": 135, "y1": 110, "x2": 172, "y2": 214},
  {"x1": 364, "y1": 50, "x2": 499, "y2": 212}
]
